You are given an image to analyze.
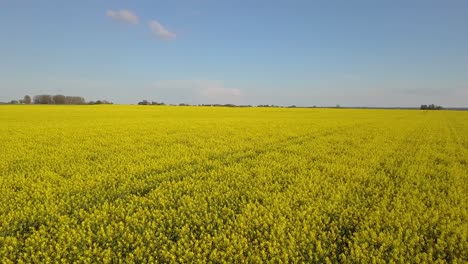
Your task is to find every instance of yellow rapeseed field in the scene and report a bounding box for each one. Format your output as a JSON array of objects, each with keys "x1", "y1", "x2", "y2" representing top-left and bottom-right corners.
[{"x1": 1, "y1": 105, "x2": 467, "y2": 263}]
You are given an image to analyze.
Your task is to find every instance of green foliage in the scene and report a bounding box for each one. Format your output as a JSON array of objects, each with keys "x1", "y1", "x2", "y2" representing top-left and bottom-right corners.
[{"x1": 0, "y1": 106, "x2": 467, "y2": 263}]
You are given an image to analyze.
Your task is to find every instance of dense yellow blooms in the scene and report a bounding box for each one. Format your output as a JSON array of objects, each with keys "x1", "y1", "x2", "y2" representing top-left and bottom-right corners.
[{"x1": 0, "y1": 105, "x2": 467, "y2": 263}]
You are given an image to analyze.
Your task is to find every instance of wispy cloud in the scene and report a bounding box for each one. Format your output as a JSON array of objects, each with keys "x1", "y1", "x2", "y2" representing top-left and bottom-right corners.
[
  {"x1": 149, "y1": 20, "x2": 176, "y2": 40},
  {"x1": 152, "y1": 79, "x2": 242, "y2": 104},
  {"x1": 106, "y1": 9, "x2": 139, "y2": 25}
]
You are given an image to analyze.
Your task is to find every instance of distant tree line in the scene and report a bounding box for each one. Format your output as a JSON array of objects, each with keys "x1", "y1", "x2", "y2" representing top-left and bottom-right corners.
[
  {"x1": 1, "y1": 96, "x2": 447, "y2": 110},
  {"x1": 4, "y1": 95, "x2": 113, "y2": 105},
  {"x1": 421, "y1": 104, "x2": 443, "y2": 110},
  {"x1": 6, "y1": 95, "x2": 32, "y2": 105},
  {"x1": 200, "y1": 104, "x2": 253, "y2": 107},
  {"x1": 88, "y1": 100, "x2": 113, "y2": 105},
  {"x1": 138, "y1": 100, "x2": 165, "y2": 105},
  {"x1": 33, "y1": 95, "x2": 86, "y2": 104}
]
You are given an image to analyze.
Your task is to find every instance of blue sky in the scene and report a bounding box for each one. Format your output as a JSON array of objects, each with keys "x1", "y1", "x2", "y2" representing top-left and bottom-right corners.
[{"x1": 1, "y1": 0, "x2": 467, "y2": 106}]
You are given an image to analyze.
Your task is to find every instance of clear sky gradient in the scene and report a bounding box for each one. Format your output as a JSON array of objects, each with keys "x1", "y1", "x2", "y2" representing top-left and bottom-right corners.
[{"x1": 1, "y1": 0, "x2": 467, "y2": 106}]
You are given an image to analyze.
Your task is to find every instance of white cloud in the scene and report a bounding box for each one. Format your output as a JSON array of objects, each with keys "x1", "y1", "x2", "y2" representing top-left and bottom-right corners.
[
  {"x1": 152, "y1": 79, "x2": 242, "y2": 104},
  {"x1": 148, "y1": 20, "x2": 176, "y2": 40},
  {"x1": 106, "y1": 9, "x2": 139, "y2": 24}
]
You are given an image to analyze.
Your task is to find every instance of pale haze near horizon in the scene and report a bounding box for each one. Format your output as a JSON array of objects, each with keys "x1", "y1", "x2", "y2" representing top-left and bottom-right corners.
[{"x1": 1, "y1": 0, "x2": 467, "y2": 107}]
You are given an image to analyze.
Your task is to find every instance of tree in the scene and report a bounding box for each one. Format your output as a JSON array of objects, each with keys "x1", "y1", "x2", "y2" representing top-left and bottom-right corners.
[
  {"x1": 421, "y1": 104, "x2": 443, "y2": 110},
  {"x1": 33, "y1": 95, "x2": 54, "y2": 104},
  {"x1": 52, "y1": 94, "x2": 66, "y2": 104},
  {"x1": 32, "y1": 94, "x2": 85, "y2": 104},
  {"x1": 65, "y1": 96, "x2": 85, "y2": 104},
  {"x1": 138, "y1": 100, "x2": 150, "y2": 105},
  {"x1": 23, "y1": 95, "x2": 32, "y2": 104},
  {"x1": 89, "y1": 100, "x2": 113, "y2": 105}
]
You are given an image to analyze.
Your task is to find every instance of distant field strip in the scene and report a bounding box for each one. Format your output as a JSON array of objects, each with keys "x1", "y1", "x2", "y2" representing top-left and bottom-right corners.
[{"x1": 0, "y1": 106, "x2": 467, "y2": 263}]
